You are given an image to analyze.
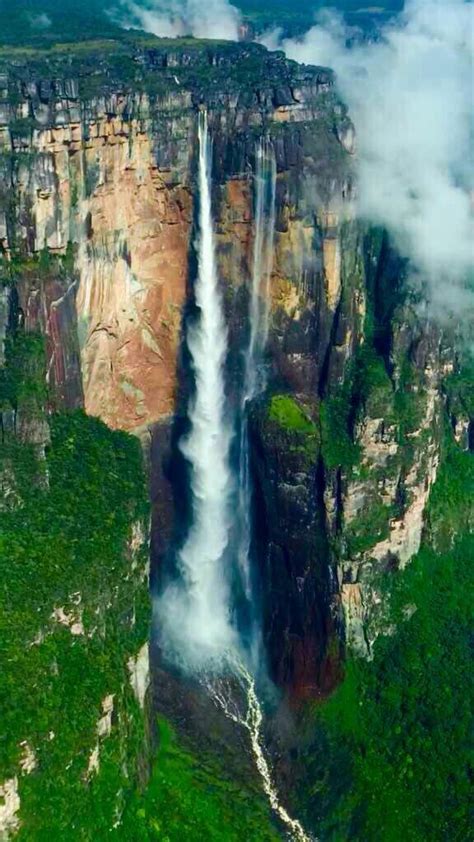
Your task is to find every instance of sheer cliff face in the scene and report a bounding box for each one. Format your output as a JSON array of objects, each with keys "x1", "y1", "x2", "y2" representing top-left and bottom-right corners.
[
  {"x1": 1, "y1": 42, "x2": 339, "y2": 432},
  {"x1": 0, "y1": 252, "x2": 152, "y2": 836},
  {"x1": 0, "y1": 39, "x2": 456, "y2": 698}
]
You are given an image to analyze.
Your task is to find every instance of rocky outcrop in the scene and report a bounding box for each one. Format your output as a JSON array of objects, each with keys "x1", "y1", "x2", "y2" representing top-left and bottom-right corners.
[
  {"x1": 0, "y1": 258, "x2": 83, "y2": 412},
  {"x1": 250, "y1": 396, "x2": 341, "y2": 697},
  {"x1": 0, "y1": 778, "x2": 21, "y2": 838},
  {"x1": 338, "y1": 324, "x2": 448, "y2": 655},
  {"x1": 128, "y1": 643, "x2": 151, "y2": 710},
  {"x1": 249, "y1": 231, "x2": 456, "y2": 689}
]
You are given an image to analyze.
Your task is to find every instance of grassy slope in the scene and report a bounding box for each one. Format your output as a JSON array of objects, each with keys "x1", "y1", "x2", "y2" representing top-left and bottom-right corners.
[
  {"x1": 119, "y1": 718, "x2": 281, "y2": 841},
  {"x1": 0, "y1": 406, "x2": 152, "y2": 836}
]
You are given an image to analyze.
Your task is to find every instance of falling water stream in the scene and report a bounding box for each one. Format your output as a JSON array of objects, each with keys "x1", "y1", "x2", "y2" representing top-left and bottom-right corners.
[
  {"x1": 157, "y1": 109, "x2": 236, "y2": 665},
  {"x1": 237, "y1": 139, "x2": 276, "y2": 598},
  {"x1": 247, "y1": 138, "x2": 277, "y2": 392},
  {"x1": 161, "y1": 113, "x2": 311, "y2": 840}
]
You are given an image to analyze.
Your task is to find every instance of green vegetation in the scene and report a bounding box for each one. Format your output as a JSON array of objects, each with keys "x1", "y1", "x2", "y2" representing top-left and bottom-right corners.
[
  {"x1": 297, "y1": 426, "x2": 473, "y2": 842},
  {"x1": 345, "y1": 499, "x2": 392, "y2": 556},
  {"x1": 352, "y1": 344, "x2": 393, "y2": 418},
  {"x1": 1, "y1": 330, "x2": 47, "y2": 412},
  {"x1": 120, "y1": 718, "x2": 280, "y2": 841},
  {"x1": 268, "y1": 394, "x2": 319, "y2": 461},
  {"x1": 0, "y1": 0, "x2": 121, "y2": 47},
  {"x1": 1, "y1": 315, "x2": 150, "y2": 835},
  {"x1": 394, "y1": 356, "x2": 428, "y2": 443},
  {"x1": 444, "y1": 354, "x2": 474, "y2": 424},
  {"x1": 319, "y1": 312, "x2": 392, "y2": 473},
  {"x1": 0, "y1": 34, "x2": 316, "y2": 111},
  {"x1": 320, "y1": 383, "x2": 359, "y2": 470},
  {"x1": 269, "y1": 394, "x2": 316, "y2": 433},
  {"x1": 237, "y1": 0, "x2": 402, "y2": 35},
  {"x1": 426, "y1": 423, "x2": 474, "y2": 553},
  {"x1": 0, "y1": 246, "x2": 76, "y2": 288},
  {"x1": 319, "y1": 311, "x2": 428, "y2": 477}
]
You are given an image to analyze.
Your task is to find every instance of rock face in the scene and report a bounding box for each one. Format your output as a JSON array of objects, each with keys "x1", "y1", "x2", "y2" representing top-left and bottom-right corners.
[
  {"x1": 250, "y1": 398, "x2": 339, "y2": 697},
  {"x1": 0, "y1": 143, "x2": 152, "y2": 836},
  {"x1": 0, "y1": 40, "x2": 339, "y2": 432},
  {"x1": 0, "y1": 36, "x2": 464, "y2": 703},
  {"x1": 249, "y1": 231, "x2": 456, "y2": 690}
]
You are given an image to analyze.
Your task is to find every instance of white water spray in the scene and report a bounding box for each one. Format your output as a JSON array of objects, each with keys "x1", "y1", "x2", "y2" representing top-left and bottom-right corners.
[
  {"x1": 157, "y1": 110, "x2": 236, "y2": 667},
  {"x1": 247, "y1": 138, "x2": 277, "y2": 399}
]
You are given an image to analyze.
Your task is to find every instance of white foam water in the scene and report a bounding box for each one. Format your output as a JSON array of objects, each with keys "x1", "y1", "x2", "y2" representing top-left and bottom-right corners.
[{"x1": 157, "y1": 110, "x2": 236, "y2": 667}]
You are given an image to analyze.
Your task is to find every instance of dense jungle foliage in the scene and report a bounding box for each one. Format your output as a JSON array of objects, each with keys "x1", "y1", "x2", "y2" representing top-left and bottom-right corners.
[
  {"x1": 120, "y1": 718, "x2": 280, "y2": 841},
  {"x1": 0, "y1": 312, "x2": 151, "y2": 836}
]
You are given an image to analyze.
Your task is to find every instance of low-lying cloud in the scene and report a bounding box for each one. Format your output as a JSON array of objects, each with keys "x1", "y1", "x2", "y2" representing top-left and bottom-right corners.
[
  {"x1": 268, "y1": 0, "x2": 474, "y2": 314},
  {"x1": 29, "y1": 12, "x2": 52, "y2": 30},
  {"x1": 117, "y1": 0, "x2": 241, "y2": 40}
]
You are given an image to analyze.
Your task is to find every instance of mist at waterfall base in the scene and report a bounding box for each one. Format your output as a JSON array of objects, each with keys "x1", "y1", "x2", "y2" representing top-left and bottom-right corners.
[
  {"x1": 155, "y1": 111, "x2": 236, "y2": 673},
  {"x1": 155, "y1": 117, "x2": 276, "y2": 680}
]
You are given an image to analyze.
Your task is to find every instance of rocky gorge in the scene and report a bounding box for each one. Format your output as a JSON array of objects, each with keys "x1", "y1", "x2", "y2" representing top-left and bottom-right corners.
[{"x1": 0, "y1": 32, "x2": 472, "y2": 841}]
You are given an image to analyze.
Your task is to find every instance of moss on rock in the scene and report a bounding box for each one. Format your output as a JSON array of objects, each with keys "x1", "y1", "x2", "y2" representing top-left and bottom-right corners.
[{"x1": 268, "y1": 393, "x2": 320, "y2": 462}]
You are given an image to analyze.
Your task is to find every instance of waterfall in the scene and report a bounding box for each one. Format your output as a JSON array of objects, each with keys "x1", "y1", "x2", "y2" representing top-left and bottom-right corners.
[
  {"x1": 158, "y1": 116, "x2": 310, "y2": 840},
  {"x1": 157, "y1": 110, "x2": 236, "y2": 668},
  {"x1": 237, "y1": 138, "x2": 276, "y2": 601},
  {"x1": 222, "y1": 140, "x2": 313, "y2": 842},
  {"x1": 247, "y1": 138, "x2": 277, "y2": 399}
]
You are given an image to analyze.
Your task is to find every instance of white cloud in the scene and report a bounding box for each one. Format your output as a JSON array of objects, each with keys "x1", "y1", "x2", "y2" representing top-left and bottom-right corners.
[
  {"x1": 272, "y1": 0, "x2": 474, "y2": 314},
  {"x1": 118, "y1": 0, "x2": 241, "y2": 40},
  {"x1": 29, "y1": 13, "x2": 52, "y2": 30}
]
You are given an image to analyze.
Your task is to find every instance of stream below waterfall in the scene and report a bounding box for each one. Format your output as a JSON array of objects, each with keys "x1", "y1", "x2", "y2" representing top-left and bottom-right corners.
[{"x1": 204, "y1": 660, "x2": 313, "y2": 842}]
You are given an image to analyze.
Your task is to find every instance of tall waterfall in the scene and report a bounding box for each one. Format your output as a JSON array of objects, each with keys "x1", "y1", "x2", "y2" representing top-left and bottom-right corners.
[
  {"x1": 158, "y1": 116, "x2": 310, "y2": 840},
  {"x1": 237, "y1": 139, "x2": 276, "y2": 601},
  {"x1": 158, "y1": 110, "x2": 236, "y2": 668}
]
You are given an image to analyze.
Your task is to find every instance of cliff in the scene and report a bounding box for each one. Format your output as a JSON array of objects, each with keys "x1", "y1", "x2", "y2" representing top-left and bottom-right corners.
[
  {"x1": 0, "y1": 34, "x2": 470, "y2": 712},
  {"x1": 0, "y1": 37, "x2": 350, "y2": 699},
  {"x1": 0, "y1": 38, "x2": 337, "y2": 431},
  {"x1": 0, "y1": 242, "x2": 151, "y2": 834}
]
